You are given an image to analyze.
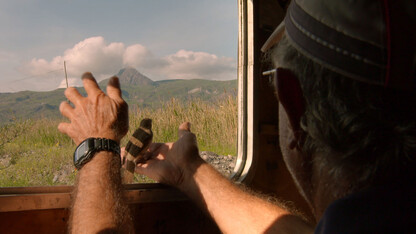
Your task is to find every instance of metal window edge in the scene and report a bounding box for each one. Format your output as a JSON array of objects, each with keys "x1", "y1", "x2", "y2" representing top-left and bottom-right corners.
[{"x1": 231, "y1": 0, "x2": 256, "y2": 184}]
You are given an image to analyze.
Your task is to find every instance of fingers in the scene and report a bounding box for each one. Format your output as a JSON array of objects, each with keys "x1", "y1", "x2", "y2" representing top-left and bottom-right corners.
[
  {"x1": 138, "y1": 143, "x2": 167, "y2": 162},
  {"x1": 142, "y1": 143, "x2": 164, "y2": 160},
  {"x1": 149, "y1": 142, "x2": 164, "y2": 152},
  {"x1": 57, "y1": 122, "x2": 71, "y2": 136},
  {"x1": 134, "y1": 163, "x2": 148, "y2": 174},
  {"x1": 106, "y1": 76, "x2": 123, "y2": 102},
  {"x1": 120, "y1": 147, "x2": 126, "y2": 166},
  {"x1": 64, "y1": 87, "x2": 83, "y2": 104},
  {"x1": 178, "y1": 122, "x2": 191, "y2": 138},
  {"x1": 82, "y1": 72, "x2": 102, "y2": 96},
  {"x1": 142, "y1": 152, "x2": 153, "y2": 161},
  {"x1": 58, "y1": 122, "x2": 82, "y2": 144},
  {"x1": 141, "y1": 143, "x2": 163, "y2": 161},
  {"x1": 134, "y1": 144, "x2": 162, "y2": 175},
  {"x1": 59, "y1": 101, "x2": 74, "y2": 119}
]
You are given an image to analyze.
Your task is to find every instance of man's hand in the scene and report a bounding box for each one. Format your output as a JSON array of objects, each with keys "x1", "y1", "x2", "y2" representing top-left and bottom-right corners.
[
  {"x1": 58, "y1": 72, "x2": 133, "y2": 233},
  {"x1": 135, "y1": 122, "x2": 204, "y2": 188},
  {"x1": 58, "y1": 72, "x2": 128, "y2": 145}
]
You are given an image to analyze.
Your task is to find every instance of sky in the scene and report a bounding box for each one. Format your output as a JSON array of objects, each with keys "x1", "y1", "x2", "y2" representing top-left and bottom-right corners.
[{"x1": 0, "y1": 0, "x2": 238, "y2": 92}]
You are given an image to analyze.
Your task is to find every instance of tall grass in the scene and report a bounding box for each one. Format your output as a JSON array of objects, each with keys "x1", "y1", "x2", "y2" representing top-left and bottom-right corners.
[
  {"x1": 0, "y1": 96, "x2": 237, "y2": 187},
  {"x1": 0, "y1": 118, "x2": 75, "y2": 187},
  {"x1": 127, "y1": 96, "x2": 237, "y2": 156}
]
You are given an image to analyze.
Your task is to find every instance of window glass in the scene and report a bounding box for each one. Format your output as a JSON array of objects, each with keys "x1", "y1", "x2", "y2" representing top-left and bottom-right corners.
[{"x1": 0, "y1": 1, "x2": 238, "y2": 186}]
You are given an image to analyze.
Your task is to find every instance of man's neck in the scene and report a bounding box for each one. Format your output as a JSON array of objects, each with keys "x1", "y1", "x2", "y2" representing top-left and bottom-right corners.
[{"x1": 310, "y1": 162, "x2": 354, "y2": 220}]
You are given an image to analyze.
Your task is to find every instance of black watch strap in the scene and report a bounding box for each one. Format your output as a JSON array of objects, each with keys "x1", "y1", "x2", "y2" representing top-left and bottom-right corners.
[
  {"x1": 74, "y1": 138, "x2": 120, "y2": 170},
  {"x1": 92, "y1": 138, "x2": 120, "y2": 154}
]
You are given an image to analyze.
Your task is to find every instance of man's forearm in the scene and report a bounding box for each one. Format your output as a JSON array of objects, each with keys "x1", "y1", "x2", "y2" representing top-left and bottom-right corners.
[
  {"x1": 180, "y1": 158, "x2": 313, "y2": 234},
  {"x1": 70, "y1": 151, "x2": 133, "y2": 233}
]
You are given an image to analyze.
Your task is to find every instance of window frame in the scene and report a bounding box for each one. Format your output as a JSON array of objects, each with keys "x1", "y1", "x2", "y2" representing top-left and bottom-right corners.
[
  {"x1": 0, "y1": 0, "x2": 252, "y2": 212},
  {"x1": 232, "y1": 0, "x2": 257, "y2": 182},
  {"x1": 0, "y1": 184, "x2": 187, "y2": 212}
]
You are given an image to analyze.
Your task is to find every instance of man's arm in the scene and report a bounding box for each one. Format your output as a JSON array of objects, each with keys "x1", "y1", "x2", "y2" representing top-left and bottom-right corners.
[
  {"x1": 58, "y1": 73, "x2": 133, "y2": 233},
  {"x1": 136, "y1": 123, "x2": 313, "y2": 234},
  {"x1": 71, "y1": 151, "x2": 132, "y2": 233}
]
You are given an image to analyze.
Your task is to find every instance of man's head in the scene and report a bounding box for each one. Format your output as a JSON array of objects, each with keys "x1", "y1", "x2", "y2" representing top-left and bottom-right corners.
[{"x1": 264, "y1": 0, "x2": 416, "y2": 216}]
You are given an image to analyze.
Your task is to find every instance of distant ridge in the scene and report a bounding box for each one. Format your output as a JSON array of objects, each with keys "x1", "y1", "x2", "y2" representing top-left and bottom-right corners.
[
  {"x1": 115, "y1": 67, "x2": 154, "y2": 86},
  {"x1": 0, "y1": 67, "x2": 237, "y2": 123}
]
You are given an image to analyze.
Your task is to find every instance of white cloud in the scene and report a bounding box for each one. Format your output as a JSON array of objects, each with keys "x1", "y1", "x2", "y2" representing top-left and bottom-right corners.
[
  {"x1": 160, "y1": 50, "x2": 236, "y2": 80},
  {"x1": 57, "y1": 78, "x2": 82, "y2": 89},
  {"x1": 20, "y1": 36, "x2": 236, "y2": 91},
  {"x1": 123, "y1": 44, "x2": 152, "y2": 68},
  {"x1": 22, "y1": 37, "x2": 125, "y2": 85}
]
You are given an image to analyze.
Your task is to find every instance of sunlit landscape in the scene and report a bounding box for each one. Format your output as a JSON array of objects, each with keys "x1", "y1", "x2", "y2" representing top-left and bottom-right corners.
[{"x1": 0, "y1": 96, "x2": 237, "y2": 186}]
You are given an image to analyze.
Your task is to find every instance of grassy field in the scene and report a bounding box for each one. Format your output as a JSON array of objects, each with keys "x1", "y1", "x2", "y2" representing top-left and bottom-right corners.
[{"x1": 0, "y1": 96, "x2": 237, "y2": 187}]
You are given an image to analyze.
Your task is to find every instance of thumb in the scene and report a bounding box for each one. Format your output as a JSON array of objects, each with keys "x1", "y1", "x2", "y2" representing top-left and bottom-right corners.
[{"x1": 178, "y1": 122, "x2": 191, "y2": 139}]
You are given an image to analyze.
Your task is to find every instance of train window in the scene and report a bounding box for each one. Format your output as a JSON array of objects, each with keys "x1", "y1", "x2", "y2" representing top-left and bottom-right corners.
[
  {"x1": 232, "y1": 0, "x2": 256, "y2": 182},
  {"x1": 0, "y1": 1, "x2": 240, "y2": 187}
]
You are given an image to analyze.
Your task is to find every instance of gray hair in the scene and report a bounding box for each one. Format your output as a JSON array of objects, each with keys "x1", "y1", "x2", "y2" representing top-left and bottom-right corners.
[{"x1": 271, "y1": 35, "x2": 416, "y2": 190}]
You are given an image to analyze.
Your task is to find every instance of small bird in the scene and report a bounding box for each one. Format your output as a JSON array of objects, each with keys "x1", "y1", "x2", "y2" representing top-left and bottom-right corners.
[{"x1": 122, "y1": 118, "x2": 153, "y2": 183}]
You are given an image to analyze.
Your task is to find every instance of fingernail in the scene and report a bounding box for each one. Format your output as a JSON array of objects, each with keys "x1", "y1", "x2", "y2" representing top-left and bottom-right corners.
[
  {"x1": 180, "y1": 122, "x2": 191, "y2": 131},
  {"x1": 82, "y1": 72, "x2": 94, "y2": 80},
  {"x1": 108, "y1": 76, "x2": 120, "y2": 87}
]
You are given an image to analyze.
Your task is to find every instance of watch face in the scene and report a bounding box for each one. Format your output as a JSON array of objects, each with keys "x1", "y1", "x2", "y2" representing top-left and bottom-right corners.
[
  {"x1": 74, "y1": 141, "x2": 88, "y2": 168},
  {"x1": 73, "y1": 138, "x2": 120, "y2": 169},
  {"x1": 74, "y1": 141, "x2": 89, "y2": 162}
]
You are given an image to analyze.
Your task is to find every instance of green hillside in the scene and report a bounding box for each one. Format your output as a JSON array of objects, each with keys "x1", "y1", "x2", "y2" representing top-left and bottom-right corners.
[
  {"x1": 0, "y1": 89, "x2": 66, "y2": 123},
  {"x1": 0, "y1": 68, "x2": 237, "y2": 123}
]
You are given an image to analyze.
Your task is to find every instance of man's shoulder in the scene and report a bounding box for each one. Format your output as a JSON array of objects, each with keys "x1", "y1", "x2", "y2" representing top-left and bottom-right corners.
[{"x1": 315, "y1": 184, "x2": 416, "y2": 234}]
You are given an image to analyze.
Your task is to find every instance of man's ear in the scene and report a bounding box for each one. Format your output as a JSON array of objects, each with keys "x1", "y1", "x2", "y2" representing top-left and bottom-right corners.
[{"x1": 274, "y1": 68, "x2": 305, "y2": 147}]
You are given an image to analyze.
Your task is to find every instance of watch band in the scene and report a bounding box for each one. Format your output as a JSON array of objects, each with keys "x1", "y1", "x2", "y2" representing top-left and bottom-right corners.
[
  {"x1": 91, "y1": 138, "x2": 121, "y2": 154},
  {"x1": 74, "y1": 138, "x2": 120, "y2": 170}
]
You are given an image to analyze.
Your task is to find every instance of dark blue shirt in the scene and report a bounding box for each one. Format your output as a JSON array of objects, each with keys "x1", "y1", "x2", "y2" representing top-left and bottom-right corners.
[{"x1": 315, "y1": 184, "x2": 416, "y2": 234}]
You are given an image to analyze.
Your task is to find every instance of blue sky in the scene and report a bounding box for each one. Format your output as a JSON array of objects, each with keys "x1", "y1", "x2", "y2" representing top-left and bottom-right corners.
[{"x1": 0, "y1": 0, "x2": 238, "y2": 92}]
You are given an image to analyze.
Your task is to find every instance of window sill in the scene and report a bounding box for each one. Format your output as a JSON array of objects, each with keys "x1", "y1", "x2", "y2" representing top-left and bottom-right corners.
[{"x1": 0, "y1": 184, "x2": 187, "y2": 212}]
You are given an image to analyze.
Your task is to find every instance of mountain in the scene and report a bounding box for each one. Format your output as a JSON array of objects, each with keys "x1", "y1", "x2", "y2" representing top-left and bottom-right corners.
[
  {"x1": 0, "y1": 68, "x2": 237, "y2": 124},
  {"x1": 113, "y1": 67, "x2": 154, "y2": 87}
]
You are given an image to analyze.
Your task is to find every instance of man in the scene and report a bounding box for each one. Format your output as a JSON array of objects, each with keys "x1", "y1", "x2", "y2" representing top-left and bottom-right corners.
[
  {"x1": 59, "y1": 0, "x2": 415, "y2": 233},
  {"x1": 136, "y1": 0, "x2": 416, "y2": 232}
]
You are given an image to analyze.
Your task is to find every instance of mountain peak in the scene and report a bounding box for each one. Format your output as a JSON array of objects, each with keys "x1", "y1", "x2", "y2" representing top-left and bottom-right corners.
[{"x1": 116, "y1": 67, "x2": 154, "y2": 86}]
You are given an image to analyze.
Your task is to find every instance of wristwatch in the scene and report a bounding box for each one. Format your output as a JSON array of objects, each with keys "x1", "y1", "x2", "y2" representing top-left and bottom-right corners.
[{"x1": 73, "y1": 138, "x2": 120, "y2": 170}]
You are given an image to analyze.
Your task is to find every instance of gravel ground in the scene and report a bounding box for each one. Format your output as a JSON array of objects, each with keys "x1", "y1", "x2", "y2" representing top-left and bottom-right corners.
[
  {"x1": 200, "y1": 151, "x2": 237, "y2": 177},
  {"x1": 49, "y1": 151, "x2": 237, "y2": 184}
]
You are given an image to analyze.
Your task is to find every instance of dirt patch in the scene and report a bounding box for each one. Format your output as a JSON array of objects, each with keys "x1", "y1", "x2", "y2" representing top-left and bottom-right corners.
[
  {"x1": 0, "y1": 154, "x2": 12, "y2": 169},
  {"x1": 53, "y1": 164, "x2": 75, "y2": 184}
]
